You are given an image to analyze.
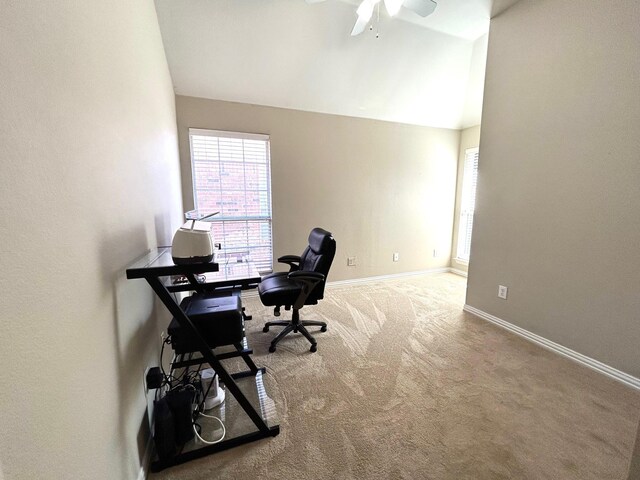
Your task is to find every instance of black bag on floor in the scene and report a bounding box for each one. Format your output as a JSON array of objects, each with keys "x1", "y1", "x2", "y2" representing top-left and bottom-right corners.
[
  {"x1": 153, "y1": 397, "x2": 176, "y2": 461},
  {"x1": 165, "y1": 387, "x2": 196, "y2": 444}
]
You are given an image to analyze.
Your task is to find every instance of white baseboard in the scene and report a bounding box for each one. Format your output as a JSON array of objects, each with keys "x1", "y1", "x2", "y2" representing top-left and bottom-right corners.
[
  {"x1": 136, "y1": 437, "x2": 153, "y2": 480},
  {"x1": 463, "y1": 304, "x2": 640, "y2": 391},
  {"x1": 241, "y1": 267, "x2": 458, "y2": 298},
  {"x1": 327, "y1": 267, "x2": 451, "y2": 287},
  {"x1": 449, "y1": 268, "x2": 468, "y2": 277}
]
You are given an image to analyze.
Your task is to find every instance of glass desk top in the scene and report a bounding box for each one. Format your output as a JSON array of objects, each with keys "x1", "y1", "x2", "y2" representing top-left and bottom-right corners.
[{"x1": 125, "y1": 247, "x2": 220, "y2": 279}]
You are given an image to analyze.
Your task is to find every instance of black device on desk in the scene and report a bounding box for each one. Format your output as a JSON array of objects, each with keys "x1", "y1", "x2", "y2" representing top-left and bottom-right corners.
[{"x1": 168, "y1": 294, "x2": 244, "y2": 353}]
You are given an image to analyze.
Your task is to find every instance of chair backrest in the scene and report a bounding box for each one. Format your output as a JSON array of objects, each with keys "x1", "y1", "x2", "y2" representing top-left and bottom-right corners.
[{"x1": 299, "y1": 228, "x2": 336, "y2": 303}]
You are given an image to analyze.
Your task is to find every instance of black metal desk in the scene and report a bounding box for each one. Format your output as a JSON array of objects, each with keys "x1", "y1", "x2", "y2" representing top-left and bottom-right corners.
[{"x1": 126, "y1": 248, "x2": 279, "y2": 471}]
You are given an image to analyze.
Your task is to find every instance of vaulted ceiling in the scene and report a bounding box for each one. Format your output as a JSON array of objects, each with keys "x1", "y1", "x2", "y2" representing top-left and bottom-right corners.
[{"x1": 154, "y1": 0, "x2": 521, "y2": 129}]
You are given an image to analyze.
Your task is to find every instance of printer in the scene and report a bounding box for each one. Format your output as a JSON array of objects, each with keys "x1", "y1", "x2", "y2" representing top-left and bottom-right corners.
[{"x1": 171, "y1": 210, "x2": 219, "y2": 265}]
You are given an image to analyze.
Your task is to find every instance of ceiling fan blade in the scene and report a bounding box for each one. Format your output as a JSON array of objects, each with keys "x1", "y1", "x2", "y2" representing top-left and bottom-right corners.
[
  {"x1": 351, "y1": 0, "x2": 376, "y2": 35},
  {"x1": 350, "y1": 15, "x2": 370, "y2": 36},
  {"x1": 402, "y1": 0, "x2": 437, "y2": 17}
]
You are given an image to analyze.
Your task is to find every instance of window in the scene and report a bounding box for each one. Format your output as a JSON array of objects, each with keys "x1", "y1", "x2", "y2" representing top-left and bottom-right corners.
[
  {"x1": 189, "y1": 128, "x2": 273, "y2": 272},
  {"x1": 456, "y1": 147, "x2": 479, "y2": 262}
]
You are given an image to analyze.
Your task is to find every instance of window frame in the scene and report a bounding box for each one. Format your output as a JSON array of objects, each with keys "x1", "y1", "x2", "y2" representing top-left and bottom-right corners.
[
  {"x1": 188, "y1": 128, "x2": 273, "y2": 271},
  {"x1": 455, "y1": 147, "x2": 479, "y2": 263}
]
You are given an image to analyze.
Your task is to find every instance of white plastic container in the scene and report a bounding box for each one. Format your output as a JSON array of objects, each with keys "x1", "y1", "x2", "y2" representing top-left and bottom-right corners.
[{"x1": 201, "y1": 368, "x2": 225, "y2": 410}]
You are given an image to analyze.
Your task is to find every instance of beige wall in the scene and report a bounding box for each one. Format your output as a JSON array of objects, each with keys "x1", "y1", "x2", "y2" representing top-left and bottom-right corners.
[
  {"x1": 0, "y1": 1, "x2": 182, "y2": 479},
  {"x1": 450, "y1": 125, "x2": 481, "y2": 273},
  {"x1": 176, "y1": 96, "x2": 460, "y2": 281},
  {"x1": 467, "y1": 0, "x2": 640, "y2": 377}
]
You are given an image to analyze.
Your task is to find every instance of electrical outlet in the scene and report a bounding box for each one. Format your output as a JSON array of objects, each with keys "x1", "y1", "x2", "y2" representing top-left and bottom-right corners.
[
  {"x1": 393, "y1": 252, "x2": 399, "y2": 262},
  {"x1": 498, "y1": 285, "x2": 508, "y2": 299},
  {"x1": 144, "y1": 366, "x2": 151, "y2": 393},
  {"x1": 433, "y1": 249, "x2": 438, "y2": 258},
  {"x1": 347, "y1": 256, "x2": 356, "y2": 267}
]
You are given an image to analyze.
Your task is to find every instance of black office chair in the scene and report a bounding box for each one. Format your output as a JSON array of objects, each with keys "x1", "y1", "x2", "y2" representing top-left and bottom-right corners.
[{"x1": 259, "y1": 228, "x2": 336, "y2": 352}]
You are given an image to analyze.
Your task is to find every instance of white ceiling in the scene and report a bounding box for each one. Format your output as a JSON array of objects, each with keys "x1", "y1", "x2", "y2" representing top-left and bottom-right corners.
[{"x1": 155, "y1": 0, "x2": 520, "y2": 129}]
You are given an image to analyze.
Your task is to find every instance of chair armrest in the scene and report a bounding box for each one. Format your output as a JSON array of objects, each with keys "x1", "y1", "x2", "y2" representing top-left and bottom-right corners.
[
  {"x1": 287, "y1": 271, "x2": 325, "y2": 309},
  {"x1": 278, "y1": 255, "x2": 301, "y2": 272}
]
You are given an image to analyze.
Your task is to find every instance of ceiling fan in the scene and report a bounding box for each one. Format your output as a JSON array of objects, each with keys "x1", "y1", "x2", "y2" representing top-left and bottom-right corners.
[{"x1": 306, "y1": 0, "x2": 438, "y2": 36}]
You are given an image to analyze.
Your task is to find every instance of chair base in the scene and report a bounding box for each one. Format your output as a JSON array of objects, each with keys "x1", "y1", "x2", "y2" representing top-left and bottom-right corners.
[{"x1": 263, "y1": 309, "x2": 327, "y2": 352}]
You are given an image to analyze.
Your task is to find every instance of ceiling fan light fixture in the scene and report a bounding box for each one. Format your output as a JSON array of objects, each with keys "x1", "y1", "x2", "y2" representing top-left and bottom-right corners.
[
  {"x1": 402, "y1": 0, "x2": 437, "y2": 18},
  {"x1": 306, "y1": 0, "x2": 437, "y2": 37},
  {"x1": 383, "y1": 0, "x2": 404, "y2": 16}
]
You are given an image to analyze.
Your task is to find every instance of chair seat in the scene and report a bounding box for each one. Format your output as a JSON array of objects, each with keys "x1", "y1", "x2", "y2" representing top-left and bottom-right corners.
[{"x1": 258, "y1": 274, "x2": 301, "y2": 306}]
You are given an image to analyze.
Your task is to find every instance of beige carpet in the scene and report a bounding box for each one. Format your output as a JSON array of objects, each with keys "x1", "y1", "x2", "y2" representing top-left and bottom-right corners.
[{"x1": 150, "y1": 273, "x2": 640, "y2": 480}]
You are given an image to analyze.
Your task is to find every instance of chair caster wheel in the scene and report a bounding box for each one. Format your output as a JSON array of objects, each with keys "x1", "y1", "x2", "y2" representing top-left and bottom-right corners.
[
  {"x1": 310, "y1": 344, "x2": 317, "y2": 353},
  {"x1": 320, "y1": 326, "x2": 327, "y2": 332},
  {"x1": 269, "y1": 345, "x2": 276, "y2": 353},
  {"x1": 263, "y1": 326, "x2": 269, "y2": 332}
]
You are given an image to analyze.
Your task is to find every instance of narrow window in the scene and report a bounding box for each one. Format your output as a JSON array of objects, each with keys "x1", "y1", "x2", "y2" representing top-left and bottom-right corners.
[
  {"x1": 189, "y1": 128, "x2": 273, "y2": 272},
  {"x1": 456, "y1": 147, "x2": 479, "y2": 262}
]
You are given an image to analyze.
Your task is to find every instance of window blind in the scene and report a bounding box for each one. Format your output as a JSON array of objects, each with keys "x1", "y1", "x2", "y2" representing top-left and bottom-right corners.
[
  {"x1": 456, "y1": 147, "x2": 479, "y2": 262},
  {"x1": 189, "y1": 129, "x2": 273, "y2": 271}
]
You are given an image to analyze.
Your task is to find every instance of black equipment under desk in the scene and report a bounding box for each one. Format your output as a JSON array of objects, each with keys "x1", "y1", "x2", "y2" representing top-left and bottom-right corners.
[{"x1": 125, "y1": 247, "x2": 279, "y2": 472}]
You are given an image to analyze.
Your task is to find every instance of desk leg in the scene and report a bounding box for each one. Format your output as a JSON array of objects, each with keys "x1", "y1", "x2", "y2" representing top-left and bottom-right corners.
[
  {"x1": 234, "y1": 342, "x2": 260, "y2": 374},
  {"x1": 185, "y1": 273, "x2": 201, "y2": 290},
  {"x1": 146, "y1": 277, "x2": 270, "y2": 434}
]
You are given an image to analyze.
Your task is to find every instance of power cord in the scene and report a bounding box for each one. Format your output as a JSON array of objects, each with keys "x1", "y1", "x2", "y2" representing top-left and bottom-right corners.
[
  {"x1": 189, "y1": 368, "x2": 226, "y2": 445},
  {"x1": 193, "y1": 411, "x2": 226, "y2": 444},
  {"x1": 156, "y1": 333, "x2": 227, "y2": 445}
]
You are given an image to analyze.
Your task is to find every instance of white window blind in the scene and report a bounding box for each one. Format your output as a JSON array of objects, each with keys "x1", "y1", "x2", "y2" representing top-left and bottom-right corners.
[
  {"x1": 189, "y1": 128, "x2": 273, "y2": 271},
  {"x1": 456, "y1": 147, "x2": 479, "y2": 262}
]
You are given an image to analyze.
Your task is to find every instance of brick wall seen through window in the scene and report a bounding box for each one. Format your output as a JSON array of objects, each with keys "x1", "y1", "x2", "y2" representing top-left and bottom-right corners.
[{"x1": 189, "y1": 129, "x2": 273, "y2": 272}]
